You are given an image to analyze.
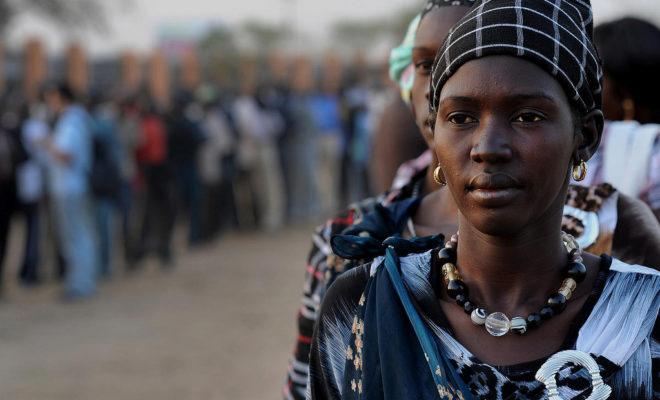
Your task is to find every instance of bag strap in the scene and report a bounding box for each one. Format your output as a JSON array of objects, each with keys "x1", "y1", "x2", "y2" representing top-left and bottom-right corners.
[{"x1": 383, "y1": 245, "x2": 472, "y2": 400}]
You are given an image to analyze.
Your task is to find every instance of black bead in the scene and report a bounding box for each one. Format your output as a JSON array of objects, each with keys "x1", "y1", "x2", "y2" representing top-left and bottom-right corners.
[
  {"x1": 565, "y1": 261, "x2": 587, "y2": 283},
  {"x1": 455, "y1": 294, "x2": 468, "y2": 307},
  {"x1": 438, "y1": 247, "x2": 457, "y2": 265},
  {"x1": 526, "y1": 313, "x2": 542, "y2": 329},
  {"x1": 446, "y1": 279, "x2": 467, "y2": 299},
  {"x1": 463, "y1": 301, "x2": 475, "y2": 314},
  {"x1": 539, "y1": 306, "x2": 555, "y2": 320},
  {"x1": 547, "y1": 293, "x2": 567, "y2": 313}
]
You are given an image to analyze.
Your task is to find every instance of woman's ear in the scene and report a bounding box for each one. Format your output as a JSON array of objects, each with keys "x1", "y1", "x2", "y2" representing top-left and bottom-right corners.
[{"x1": 576, "y1": 109, "x2": 604, "y2": 162}]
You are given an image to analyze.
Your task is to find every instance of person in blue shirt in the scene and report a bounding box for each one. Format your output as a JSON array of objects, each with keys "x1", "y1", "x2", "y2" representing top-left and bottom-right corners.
[{"x1": 42, "y1": 83, "x2": 98, "y2": 300}]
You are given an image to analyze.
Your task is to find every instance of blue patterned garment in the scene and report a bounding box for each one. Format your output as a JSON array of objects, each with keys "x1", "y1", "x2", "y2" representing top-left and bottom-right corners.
[{"x1": 308, "y1": 244, "x2": 659, "y2": 399}]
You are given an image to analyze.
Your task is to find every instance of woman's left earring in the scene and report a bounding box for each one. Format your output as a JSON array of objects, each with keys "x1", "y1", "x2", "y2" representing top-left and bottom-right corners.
[
  {"x1": 572, "y1": 160, "x2": 587, "y2": 182},
  {"x1": 433, "y1": 166, "x2": 447, "y2": 186}
]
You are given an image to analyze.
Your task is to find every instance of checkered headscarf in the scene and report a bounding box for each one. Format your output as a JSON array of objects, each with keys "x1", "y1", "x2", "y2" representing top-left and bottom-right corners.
[
  {"x1": 430, "y1": 0, "x2": 603, "y2": 116},
  {"x1": 421, "y1": 0, "x2": 477, "y2": 19}
]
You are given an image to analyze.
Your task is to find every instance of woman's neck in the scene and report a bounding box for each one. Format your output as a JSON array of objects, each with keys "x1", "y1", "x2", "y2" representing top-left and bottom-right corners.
[
  {"x1": 411, "y1": 189, "x2": 459, "y2": 238},
  {"x1": 421, "y1": 165, "x2": 439, "y2": 197},
  {"x1": 454, "y1": 214, "x2": 567, "y2": 316}
]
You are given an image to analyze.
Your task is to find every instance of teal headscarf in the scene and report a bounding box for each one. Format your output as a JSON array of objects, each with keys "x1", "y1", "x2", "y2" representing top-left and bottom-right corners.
[
  {"x1": 389, "y1": 14, "x2": 422, "y2": 105},
  {"x1": 389, "y1": 0, "x2": 477, "y2": 105}
]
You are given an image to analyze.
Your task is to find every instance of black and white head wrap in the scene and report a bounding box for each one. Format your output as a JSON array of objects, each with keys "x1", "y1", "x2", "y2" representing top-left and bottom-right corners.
[
  {"x1": 421, "y1": 0, "x2": 477, "y2": 19},
  {"x1": 430, "y1": 0, "x2": 603, "y2": 116}
]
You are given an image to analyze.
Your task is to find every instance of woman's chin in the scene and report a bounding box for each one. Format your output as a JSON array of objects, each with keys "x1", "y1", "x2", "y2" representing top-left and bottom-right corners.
[{"x1": 466, "y1": 211, "x2": 530, "y2": 237}]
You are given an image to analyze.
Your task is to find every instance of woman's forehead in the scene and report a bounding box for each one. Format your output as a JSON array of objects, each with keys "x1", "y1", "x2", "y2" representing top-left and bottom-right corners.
[
  {"x1": 415, "y1": 7, "x2": 470, "y2": 49},
  {"x1": 440, "y1": 56, "x2": 568, "y2": 104}
]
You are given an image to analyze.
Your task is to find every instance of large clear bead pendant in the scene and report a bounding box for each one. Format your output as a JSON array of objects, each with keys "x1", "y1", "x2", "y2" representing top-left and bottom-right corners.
[{"x1": 485, "y1": 312, "x2": 511, "y2": 337}]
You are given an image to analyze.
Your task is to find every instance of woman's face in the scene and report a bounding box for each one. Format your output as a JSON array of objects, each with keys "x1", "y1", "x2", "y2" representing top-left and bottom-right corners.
[
  {"x1": 433, "y1": 56, "x2": 579, "y2": 236},
  {"x1": 411, "y1": 7, "x2": 469, "y2": 144}
]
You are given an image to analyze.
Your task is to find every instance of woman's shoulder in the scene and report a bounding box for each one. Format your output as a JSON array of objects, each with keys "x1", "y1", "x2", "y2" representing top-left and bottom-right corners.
[
  {"x1": 603, "y1": 258, "x2": 660, "y2": 317},
  {"x1": 576, "y1": 257, "x2": 659, "y2": 366},
  {"x1": 318, "y1": 263, "x2": 373, "y2": 322},
  {"x1": 600, "y1": 257, "x2": 659, "y2": 311},
  {"x1": 608, "y1": 257, "x2": 660, "y2": 277},
  {"x1": 318, "y1": 249, "x2": 434, "y2": 320}
]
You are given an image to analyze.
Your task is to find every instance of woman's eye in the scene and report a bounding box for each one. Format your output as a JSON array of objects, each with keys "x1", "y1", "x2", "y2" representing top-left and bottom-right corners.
[
  {"x1": 448, "y1": 114, "x2": 476, "y2": 124},
  {"x1": 514, "y1": 113, "x2": 544, "y2": 123},
  {"x1": 414, "y1": 60, "x2": 433, "y2": 75}
]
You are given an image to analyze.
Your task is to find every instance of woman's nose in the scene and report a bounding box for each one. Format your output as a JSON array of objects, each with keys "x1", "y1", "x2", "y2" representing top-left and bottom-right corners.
[{"x1": 469, "y1": 119, "x2": 514, "y2": 164}]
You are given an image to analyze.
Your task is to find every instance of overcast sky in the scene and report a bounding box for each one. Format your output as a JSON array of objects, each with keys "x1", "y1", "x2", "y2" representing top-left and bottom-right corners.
[{"x1": 6, "y1": 0, "x2": 660, "y2": 57}]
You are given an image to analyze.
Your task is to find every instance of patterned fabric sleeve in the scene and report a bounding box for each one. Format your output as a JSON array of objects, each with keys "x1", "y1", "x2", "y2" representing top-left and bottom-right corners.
[
  {"x1": 283, "y1": 199, "x2": 379, "y2": 400},
  {"x1": 307, "y1": 265, "x2": 371, "y2": 400},
  {"x1": 283, "y1": 212, "x2": 355, "y2": 400}
]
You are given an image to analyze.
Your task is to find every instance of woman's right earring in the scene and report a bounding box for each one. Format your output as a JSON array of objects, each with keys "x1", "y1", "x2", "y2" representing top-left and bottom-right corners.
[
  {"x1": 434, "y1": 166, "x2": 447, "y2": 186},
  {"x1": 572, "y1": 160, "x2": 587, "y2": 182}
]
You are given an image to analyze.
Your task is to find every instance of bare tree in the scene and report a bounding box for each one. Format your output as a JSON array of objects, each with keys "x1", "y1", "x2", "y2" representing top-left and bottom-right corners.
[
  {"x1": 198, "y1": 25, "x2": 241, "y2": 85},
  {"x1": 0, "y1": 0, "x2": 122, "y2": 34},
  {"x1": 242, "y1": 20, "x2": 292, "y2": 53}
]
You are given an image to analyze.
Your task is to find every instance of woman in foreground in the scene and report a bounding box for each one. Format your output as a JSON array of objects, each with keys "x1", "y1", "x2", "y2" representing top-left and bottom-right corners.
[{"x1": 308, "y1": 0, "x2": 659, "y2": 399}]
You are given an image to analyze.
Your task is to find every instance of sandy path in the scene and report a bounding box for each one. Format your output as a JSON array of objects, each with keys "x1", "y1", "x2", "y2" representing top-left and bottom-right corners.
[{"x1": 0, "y1": 225, "x2": 311, "y2": 400}]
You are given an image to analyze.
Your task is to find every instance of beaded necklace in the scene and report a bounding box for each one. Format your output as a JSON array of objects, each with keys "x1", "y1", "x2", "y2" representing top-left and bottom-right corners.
[{"x1": 440, "y1": 232, "x2": 587, "y2": 337}]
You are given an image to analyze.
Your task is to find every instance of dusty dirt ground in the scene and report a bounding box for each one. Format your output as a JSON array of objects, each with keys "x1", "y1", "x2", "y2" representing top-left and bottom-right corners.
[{"x1": 0, "y1": 224, "x2": 312, "y2": 400}]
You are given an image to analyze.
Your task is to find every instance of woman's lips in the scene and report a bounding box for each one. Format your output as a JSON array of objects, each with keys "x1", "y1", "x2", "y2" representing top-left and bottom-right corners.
[
  {"x1": 469, "y1": 187, "x2": 521, "y2": 206},
  {"x1": 467, "y1": 173, "x2": 523, "y2": 207}
]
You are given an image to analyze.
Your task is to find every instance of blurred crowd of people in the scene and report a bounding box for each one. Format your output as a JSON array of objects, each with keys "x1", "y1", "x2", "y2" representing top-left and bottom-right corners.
[{"x1": 0, "y1": 51, "x2": 403, "y2": 300}]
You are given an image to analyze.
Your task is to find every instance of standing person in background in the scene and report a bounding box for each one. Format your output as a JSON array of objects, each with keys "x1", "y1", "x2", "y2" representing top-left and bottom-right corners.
[
  {"x1": 16, "y1": 101, "x2": 49, "y2": 286},
  {"x1": 166, "y1": 94, "x2": 205, "y2": 245},
  {"x1": 266, "y1": 55, "x2": 295, "y2": 223},
  {"x1": 233, "y1": 71, "x2": 260, "y2": 229},
  {"x1": 89, "y1": 96, "x2": 122, "y2": 278},
  {"x1": 116, "y1": 97, "x2": 142, "y2": 266},
  {"x1": 309, "y1": 91, "x2": 341, "y2": 217},
  {"x1": 288, "y1": 57, "x2": 319, "y2": 222},
  {"x1": 216, "y1": 88, "x2": 241, "y2": 233},
  {"x1": 341, "y1": 63, "x2": 372, "y2": 204},
  {"x1": 135, "y1": 101, "x2": 175, "y2": 267},
  {"x1": 309, "y1": 56, "x2": 343, "y2": 217},
  {"x1": 234, "y1": 80, "x2": 286, "y2": 231},
  {"x1": 0, "y1": 95, "x2": 26, "y2": 295},
  {"x1": 586, "y1": 17, "x2": 660, "y2": 219},
  {"x1": 42, "y1": 83, "x2": 97, "y2": 300},
  {"x1": 197, "y1": 86, "x2": 237, "y2": 241}
]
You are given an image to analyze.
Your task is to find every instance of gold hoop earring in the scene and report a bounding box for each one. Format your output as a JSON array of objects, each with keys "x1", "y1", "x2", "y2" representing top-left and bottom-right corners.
[
  {"x1": 572, "y1": 160, "x2": 587, "y2": 182},
  {"x1": 433, "y1": 166, "x2": 447, "y2": 186}
]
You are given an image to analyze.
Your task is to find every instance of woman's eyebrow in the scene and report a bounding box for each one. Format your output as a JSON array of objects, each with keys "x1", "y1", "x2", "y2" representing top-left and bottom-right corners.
[
  {"x1": 507, "y1": 92, "x2": 559, "y2": 103},
  {"x1": 437, "y1": 96, "x2": 478, "y2": 108},
  {"x1": 438, "y1": 93, "x2": 558, "y2": 107}
]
